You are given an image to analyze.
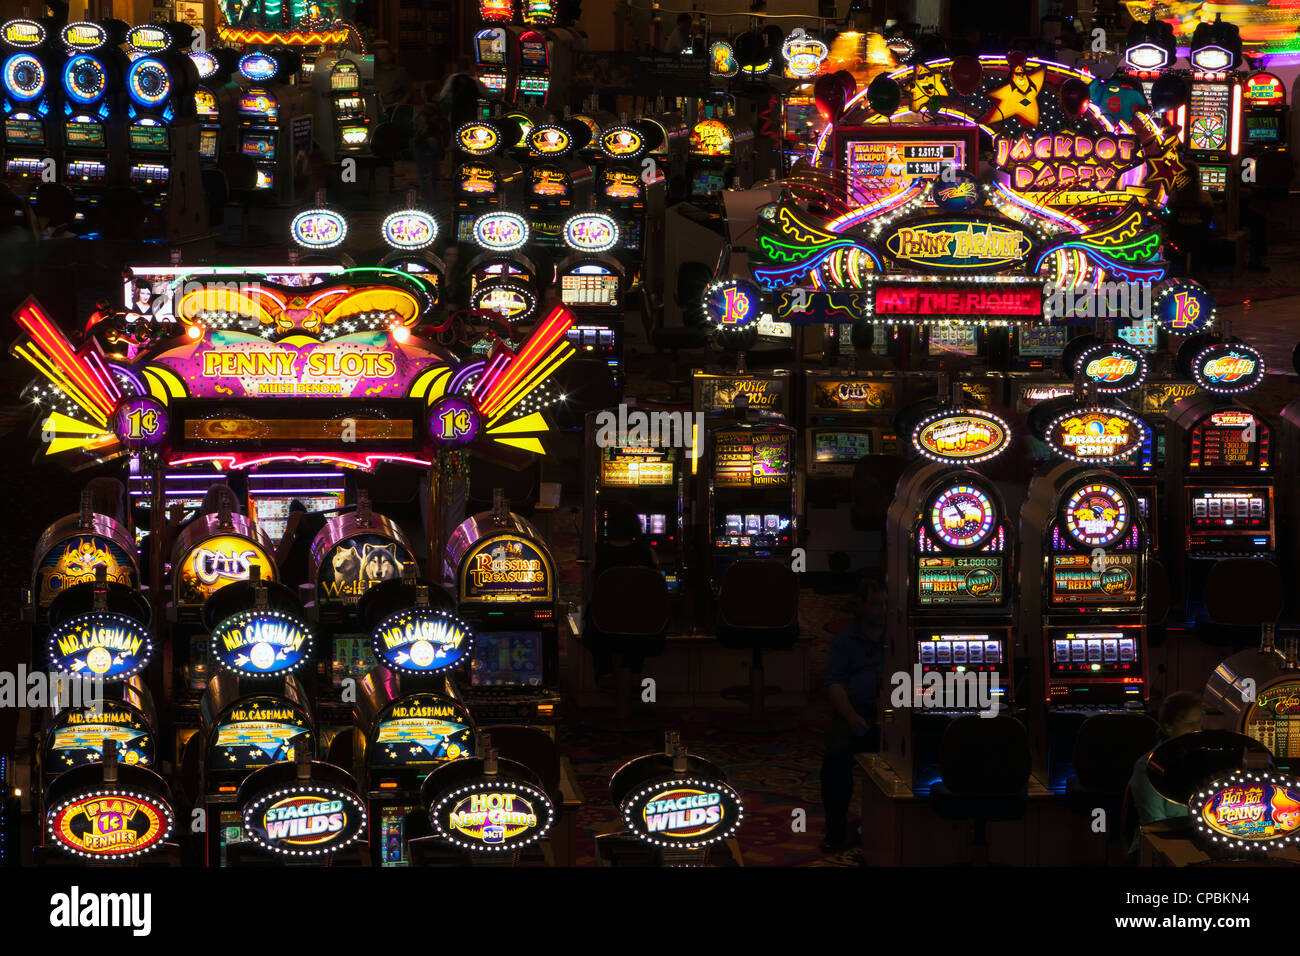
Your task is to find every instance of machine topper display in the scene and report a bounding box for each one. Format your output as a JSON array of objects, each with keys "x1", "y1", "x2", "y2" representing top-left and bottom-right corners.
[
  {"x1": 371, "y1": 606, "x2": 474, "y2": 676},
  {"x1": 430, "y1": 778, "x2": 555, "y2": 853},
  {"x1": 1193, "y1": 342, "x2": 1266, "y2": 395},
  {"x1": 242, "y1": 783, "x2": 368, "y2": 858},
  {"x1": 912, "y1": 409, "x2": 1011, "y2": 464},
  {"x1": 48, "y1": 611, "x2": 153, "y2": 680},
  {"x1": 210, "y1": 609, "x2": 314, "y2": 677},
  {"x1": 621, "y1": 776, "x2": 744, "y2": 849},
  {"x1": 1194, "y1": 771, "x2": 1300, "y2": 853},
  {"x1": 47, "y1": 788, "x2": 173, "y2": 859},
  {"x1": 1045, "y1": 406, "x2": 1147, "y2": 464}
]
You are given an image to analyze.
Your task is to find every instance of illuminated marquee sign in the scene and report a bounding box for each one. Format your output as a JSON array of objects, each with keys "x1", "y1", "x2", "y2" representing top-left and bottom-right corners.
[
  {"x1": 994, "y1": 132, "x2": 1141, "y2": 192},
  {"x1": 1245, "y1": 73, "x2": 1285, "y2": 107},
  {"x1": 781, "y1": 31, "x2": 828, "y2": 78},
  {"x1": 166, "y1": 338, "x2": 414, "y2": 400},
  {"x1": 457, "y1": 123, "x2": 500, "y2": 155},
  {"x1": 431, "y1": 779, "x2": 554, "y2": 852},
  {"x1": 563, "y1": 213, "x2": 619, "y2": 253},
  {"x1": 529, "y1": 125, "x2": 571, "y2": 155},
  {"x1": 459, "y1": 534, "x2": 553, "y2": 604},
  {"x1": 1155, "y1": 281, "x2": 1215, "y2": 334},
  {"x1": 929, "y1": 484, "x2": 998, "y2": 549},
  {"x1": 874, "y1": 283, "x2": 1041, "y2": 318},
  {"x1": 371, "y1": 606, "x2": 473, "y2": 676},
  {"x1": 913, "y1": 409, "x2": 1011, "y2": 464},
  {"x1": 703, "y1": 279, "x2": 761, "y2": 329},
  {"x1": 48, "y1": 612, "x2": 153, "y2": 680},
  {"x1": 1125, "y1": 43, "x2": 1170, "y2": 71},
  {"x1": 471, "y1": 279, "x2": 536, "y2": 320},
  {"x1": 373, "y1": 693, "x2": 474, "y2": 766},
  {"x1": 381, "y1": 210, "x2": 437, "y2": 250},
  {"x1": 1077, "y1": 343, "x2": 1148, "y2": 394},
  {"x1": 3, "y1": 19, "x2": 45, "y2": 47},
  {"x1": 127, "y1": 25, "x2": 171, "y2": 52},
  {"x1": 45, "y1": 701, "x2": 154, "y2": 770},
  {"x1": 316, "y1": 533, "x2": 415, "y2": 606},
  {"x1": 600, "y1": 126, "x2": 645, "y2": 159},
  {"x1": 210, "y1": 609, "x2": 314, "y2": 677},
  {"x1": 1195, "y1": 771, "x2": 1300, "y2": 852},
  {"x1": 34, "y1": 535, "x2": 136, "y2": 607},
  {"x1": 622, "y1": 777, "x2": 744, "y2": 849},
  {"x1": 113, "y1": 396, "x2": 168, "y2": 451},
  {"x1": 429, "y1": 395, "x2": 481, "y2": 449},
  {"x1": 290, "y1": 209, "x2": 347, "y2": 249},
  {"x1": 61, "y1": 22, "x2": 107, "y2": 50},
  {"x1": 473, "y1": 211, "x2": 529, "y2": 251},
  {"x1": 709, "y1": 42, "x2": 739, "y2": 77},
  {"x1": 689, "y1": 120, "x2": 731, "y2": 158},
  {"x1": 48, "y1": 789, "x2": 173, "y2": 859},
  {"x1": 1047, "y1": 407, "x2": 1147, "y2": 464},
  {"x1": 1194, "y1": 342, "x2": 1265, "y2": 395},
  {"x1": 176, "y1": 535, "x2": 276, "y2": 605},
  {"x1": 239, "y1": 53, "x2": 277, "y2": 81},
  {"x1": 882, "y1": 219, "x2": 1032, "y2": 273},
  {"x1": 243, "y1": 784, "x2": 367, "y2": 857}
]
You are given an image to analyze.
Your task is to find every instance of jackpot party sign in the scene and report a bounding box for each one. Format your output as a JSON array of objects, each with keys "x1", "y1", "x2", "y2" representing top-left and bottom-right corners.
[
  {"x1": 703, "y1": 279, "x2": 761, "y2": 329},
  {"x1": 993, "y1": 132, "x2": 1142, "y2": 193},
  {"x1": 1195, "y1": 772, "x2": 1300, "y2": 851},
  {"x1": 176, "y1": 535, "x2": 275, "y2": 605},
  {"x1": 48, "y1": 611, "x2": 153, "y2": 680},
  {"x1": 622, "y1": 777, "x2": 744, "y2": 849},
  {"x1": 210, "y1": 609, "x2": 314, "y2": 677},
  {"x1": 243, "y1": 784, "x2": 367, "y2": 858},
  {"x1": 48, "y1": 790, "x2": 173, "y2": 859},
  {"x1": 316, "y1": 533, "x2": 414, "y2": 606},
  {"x1": 1077, "y1": 343, "x2": 1148, "y2": 394},
  {"x1": 1046, "y1": 407, "x2": 1147, "y2": 464},
  {"x1": 432, "y1": 780, "x2": 554, "y2": 852},
  {"x1": 883, "y1": 219, "x2": 1032, "y2": 273},
  {"x1": 34, "y1": 535, "x2": 136, "y2": 606},
  {"x1": 1194, "y1": 343, "x2": 1266, "y2": 395},
  {"x1": 372, "y1": 606, "x2": 474, "y2": 675},
  {"x1": 912, "y1": 409, "x2": 1011, "y2": 464},
  {"x1": 458, "y1": 534, "x2": 554, "y2": 603}
]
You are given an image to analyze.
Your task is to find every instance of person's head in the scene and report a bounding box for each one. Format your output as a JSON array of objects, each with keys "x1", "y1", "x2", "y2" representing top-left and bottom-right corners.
[
  {"x1": 856, "y1": 573, "x2": 887, "y2": 626},
  {"x1": 289, "y1": 499, "x2": 307, "y2": 515},
  {"x1": 605, "y1": 504, "x2": 643, "y2": 542},
  {"x1": 85, "y1": 477, "x2": 127, "y2": 525},
  {"x1": 1158, "y1": 691, "x2": 1204, "y2": 739}
]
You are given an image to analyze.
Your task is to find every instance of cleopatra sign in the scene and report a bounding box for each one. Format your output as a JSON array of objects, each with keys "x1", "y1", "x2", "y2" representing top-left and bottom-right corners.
[
  {"x1": 883, "y1": 219, "x2": 1032, "y2": 273},
  {"x1": 371, "y1": 606, "x2": 474, "y2": 676},
  {"x1": 1194, "y1": 342, "x2": 1266, "y2": 395},
  {"x1": 1046, "y1": 407, "x2": 1147, "y2": 464},
  {"x1": 48, "y1": 611, "x2": 153, "y2": 680},
  {"x1": 622, "y1": 777, "x2": 744, "y2": 849},
  {"x1": 912, "y1": 409, "x2": 1011, "y2": 464},
  {"x1": 1077, "y1": 343, "x2": 1148, "y2": 394},
  {"x1": 48, "y1": 790, "x2": 173, "y2": 859},
  {"x1": 431, "y1": 780, "x2": 555, "y2": 852},
  {"x1": 1195, "y1": 771, "x2": 1300, "y2": 852},
  {"x1": 210, "y1": 609, "x2": 314, "y2": 677},
  {"x1": 243, "y1": 785, "x2": 367, "y2": 857}
]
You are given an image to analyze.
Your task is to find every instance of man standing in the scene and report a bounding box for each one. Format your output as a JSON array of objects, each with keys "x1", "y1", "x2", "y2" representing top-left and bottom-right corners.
[{"x1": 664, "y1": 12, "x2": 694, "y2": 54}]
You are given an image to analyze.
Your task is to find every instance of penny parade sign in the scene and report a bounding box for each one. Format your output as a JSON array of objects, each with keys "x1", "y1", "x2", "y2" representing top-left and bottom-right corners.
[{"x1": 882, "y1": 218, "x2": 1033, "y2": 273}]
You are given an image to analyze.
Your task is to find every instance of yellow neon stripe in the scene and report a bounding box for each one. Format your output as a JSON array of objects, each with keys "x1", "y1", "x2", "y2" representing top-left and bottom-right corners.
[
  {"x1": 16, "y1": 346, "x2": 108, "y2": 426},
  {"x1": 410, "y1": 366, "x2": 451, "y2": 401},
  {"x1": 142, "y1": 366, "x2": 186, "y2": 399},
  {"x1": 42, "y1": 411, "x2": 107, "y2": 435},
  {"x1": 493, "y1": 436, "x2": 546, "y2": 454},
  {"x1": 485, "y1": 412, "x2": 549, "y2": 435},
  {"x1": 483, "y1": 344, "x2": 574, "y2": 425}
]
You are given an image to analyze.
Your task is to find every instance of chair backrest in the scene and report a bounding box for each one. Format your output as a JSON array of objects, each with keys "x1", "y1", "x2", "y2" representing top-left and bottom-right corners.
[
  {"x1": 938, "y1": 714, "x2": 1031, "y2": 796},
  {"x1": 486, "y1": 725, "x2": 561, "y2": 803},
  {"x1": 675, "y1": 261, "x2": 714, "y2": 326},
  {"x1": 1204, "y1": 558, "x2": 1284, "y2": 626},
  {"x1": 590, "y1": 566, "x2": 670, "y2": 638},
  {"x1": 1072, "y1": 712, "x2": 1160, "y2": 794},
  {"x1": 717, "y1": 559, "x2": 798, "y2": 630}
]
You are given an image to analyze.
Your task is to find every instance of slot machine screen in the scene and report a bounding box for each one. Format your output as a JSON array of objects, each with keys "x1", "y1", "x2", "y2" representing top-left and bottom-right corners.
[
  {"x1": 713, "y1": 430, "x2": 792, "y2": 487},
  {"x1": 1246, "y1": 114, "x2": 1281, "y2": 144},
  {"x1": 248, "y1": 492, "x2": 345, "y2": 543},
  {"x1": 1187, "y1": 83, "x2": 1232, "y2": 152},
  {"x1": 928, "y1": 326, "x2": 979, "y2": 356},
  {"x1": 813, "y1": 430, "x2": 872, "y2": 463},
  {"x1": 519, "y1": 38, "x2": 548, "y2": 69},
  {"x1": 480, "y1": 73, "x2": 508, "y2": 93},
  {"x1": 129, "y1": 124, "x2": 168, "y2": 151},
  {"x1": 219, "y1": 809, "x2": 247, "y2": 866},
  {"x1": 840, "y1": 132, "x2": 971, "y2": 207},
  {"x1": 1119, "y1": 317, "x2": 1160, "y2": 351},
  {"x1": 1187, "y1": 486, "x2": 1272, "y2": 542},
  {"x1": 5, "y1": 117, "x2": 43, "y2": 144},
  {"x1": 242, "y1": 132, "x2": 276, "y2": 159},
  {"x1": 1017, "y1": 324, "x2": 1068, "y2": 357},
  {"x1": 199, "y1": 128, "x2": 218, "y2": 159},
  {"x1": 916, "y1": 633, "x2": 1005, "y2": 676},
  {"x1": 65, "y1": 120, "x2": 104, "y2": 148},
  {"x1": 476, "y1": 33, "x2": 505, "y2": 64},
  {"x1": 561, "y1": 269, "x2": 620, "y2": 306},
  {"x1": 470, "y1": 632, "x2": 544, "y2": 687},
  {"x1": 1048, "y1": 629, "x2": 1141, "y2": 678},
  {"x1": 1241, "y1": 679, "x2": 1300, "y2": 765},
  {"x1": 531, "y1": 167, "x2": 568, "y2": 197},
  {"x1": 254, "y1": 168, "x2": 274, "y2": 189},
  {"x1": 1190, "y1": 410, "x2": 1268, "y2": 469},
  {"x1": 600, "y1": 446, "x2": 676, "y2": 487},
  {"x1": 1049, "y1": 552, "x2": 1139, "y2": 605},
  {"x1": 692, "y1": 169, "x2": 726, "y2": 197},
  {"x1": 331, "y1": 64, "x2": 360, "y2": 91},
  {"x1": 757, "y1": 312, "x2": 791, "y2": 340},
  {"x1": 602, "y1": 170, "x2": 642, "y2": 202},
  {"x1": 459, "y1": 163, "x2": 498, "y2": 195},
  {"x1": 332, "y1": 637, "x2": 374, "y2": 688},
  {"x1": 915, "y1": 556, "x2": 1005, "y2": 606},
  {"x1": 379, "y1": 805, "x2": 420, "y2": 867},
  {"x1": 1199, "y1": 164, "x2": 1228, "y2": 191}
]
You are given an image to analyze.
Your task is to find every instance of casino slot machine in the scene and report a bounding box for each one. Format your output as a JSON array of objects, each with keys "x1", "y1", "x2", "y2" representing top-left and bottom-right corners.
[
  {"x1": 501, "y1": 105, "x2": 551, "y2": 165},
  {"x1": 198, "y1": 672, "x2": 317, "y2": 865},
  {"x1": 234, "y1": 50, "x2": 305, "y2": 203},
  {"x1": 557, "y1": 214, "x2": 626, "y2": 390},
  {"x1": 126, "y1": 458, "x2": 229, "y2": 548},
  {"x1": 246, "y1": 467, "x2": 347, "y2": 548},
  {"x1": 881, "y1": 405, "x2": 1017, "y2": 791},
  {"x1": 511, "y1": 28, "x2": 551, "y2": 108},
  {"x1": 525, "y1": 122, "x2": 592, "y2": 250},
  {"x1": 597, "y1": 156, "x2": 666, "y2": 295},
  {"x1": 377, "y1": 206, "x2": 447, "y2": 294},
  {"x1": 640, "y1": 109, "x2": 688, "y2": 191},
  {"x1": 571, "y1": 106, "x2": 615, "y2": 172},
  {"x1": 1, "y1": 18, "x2": 58, "y2": 196},
  {"x1": 583, "y1": 411, "x2": 685, "y2": 594},
  {"x1": 1165, "y1": 339, "x2": 1274, "y2": 621},
  {"x1": 688, "y1": 114, "x2": 755, "y2": 205},
  {"x1": 1205, "y1": 638, "x2": 1300, "y2": 773},
  {"x1": 310, "y1": 53, "x2": 378, "y2": 162},
  {"x1": 189, "y1": 48, "x2": 239, "y2": 171},
  {"x1": 1019, "y1": 464, "x2": 1151, "y2": 789},
  {"x1": 356, "y1": 677, "x2": 475, "y2": 866},
  {"x1": 57, "y1": 21, "x2": 126, "y2": 232},
  {"x1": 122, "y1": 24, "x2": 206, "y2": 241},
  {"x1": 1010, "y1": 324, "x2": 1070, "y2": 374},
  {"x1": 700, "y1": 421, "x2": 797, "y2": 587},
  {"x1": 473, "y1": 26, "x2": 514, "y2": 106},
  {"x1": 1242, "y1": 71, "x2": 1289, "y2": 186},
  {"x1": 466, "y1": 248, "x2": 542, "y2": 344},
  {"x1": 1178, "y1": 18, "x2": 1244, "y2": 202},
  {"x1": 443, "y1": 494, "x2": 561, "y2": 730},
  {"x1": 453, "y1": 119, "x2": 524, "y2": 243}
]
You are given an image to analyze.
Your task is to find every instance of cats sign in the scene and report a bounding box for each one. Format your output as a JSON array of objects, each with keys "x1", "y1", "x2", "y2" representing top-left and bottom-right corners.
[
  {"x1": 210, "y1": 609, "x2": 314, "y2": 677},
  {"x1": 371, "y1": 606, "x2": 474, "y2": 676},
  {"x1": 176, "y1": 535, "x2": 275, "y2": 605}
]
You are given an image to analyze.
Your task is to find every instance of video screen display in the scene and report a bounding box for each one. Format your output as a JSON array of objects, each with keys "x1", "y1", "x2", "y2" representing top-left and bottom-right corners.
[
  {"x1": 1191, "y1": 411, "x2": 1268, "y2": 469},
  {"x1": 1243, "y1": 679, "x2": 1300, "y2": 765},
  {"x1": 917, "y1": 633, "x2": 1004, "y2": 671},
  {"x1": 332, "y1": 637, "x2": 374, "y2": 688},
  {"x1": 1049, "y1": 553, "x2": 1139, "y2": 605},
  {"x1": 713, "y1": 430, "x2": 791, "y2": 487},
  {"x1": 212, "y1": 721, "x2": 312, "y2": 770},
  {"x1": 915, "y1": 556, "x2": 1005, "y2": 606},
  {"x1": 65, "y1": 121, "x2": 104, "y2": 148},
  {"x1": 249, "y1": 492, "x2": 344, "y2": 543},
  {"x1": 129, "y1": 124, "x2": 168, "y2": 151},
  {"x1": 813, "y1": 430, "x2": 872, "y2": 463},
  {"x1": 1049, "y1": 630, "x2": 1140, "y2": 678},
  {"x1": 520, "y1": 39, "x2": 548, "y2": 68},
  {"x1": 1199, "y1": 164, "x2": 1228, "y2": 191},
  {"x1": 600, "y1": 446, "x2": 676, "y2": 487},
  {"x1": 5, "y1": 117, "x2": 43, "y2": 144},
  {"x1": 692, "y1": 170, "x2": 726, "y2": 196},
  {"x1": 637, "y1": 513, "x2": 668, "y2": 535},
  {"x1": 1188, "y1": 83, "x2": 1232, "y2": 152},
  {"x1": 471, "y1": 631, "x2": 544, "y2": 687},
  {"x1": 379, "y1": 804, "x2": 420, "y2": 867},
  {"x1": 1246, "y1": 114, "x2": 1281, "y2": 144},
  {"x1": 1188, "y1": 486, "x2": 1271, "y2": 533},
  {"x1": 562, "y1": 272, "x2": 619, "y2": 307},
  {"x1": 928, "y1": 325, "x2": 979, "y2": 356},
  {"x1": 842, "y1": 135, "x2": 968, "y2": 206},
  {"x1": 199, "y1": 128, "x2": 218, "y2": 159},
  {"x1": 242, "y1": 132, "x2": 276, "y2": 159},
  {"x1": 477, "y1": 36, "x2": 505, "y2": 64},
  {"x1": 1017, "y1": 324, "x2": 1068, "y2": 357}
]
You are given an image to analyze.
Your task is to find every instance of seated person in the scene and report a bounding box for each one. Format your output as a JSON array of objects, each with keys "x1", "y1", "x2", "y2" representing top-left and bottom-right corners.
[
  {"x1": 1129, "y1": 691, "x2": 1204, "y2": 853},
  {"x1": 584, "y1": 505, "x2": 660, "y2": 688}
]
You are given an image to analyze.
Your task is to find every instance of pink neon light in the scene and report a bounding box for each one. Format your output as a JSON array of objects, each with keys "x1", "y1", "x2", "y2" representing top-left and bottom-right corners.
[
  {"x1": 1230, "y1": 83, "x2": 1241, "y2": 156},
  {"x1": 170, "y1": 452, "x2": 433, "y2": 471},
  {"x1": 16, "y1": 299, "x2": 118, "y2": 417}
]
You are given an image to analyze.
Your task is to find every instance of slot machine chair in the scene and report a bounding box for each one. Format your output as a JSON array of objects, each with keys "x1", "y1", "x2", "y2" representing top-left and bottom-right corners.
[
  {"x1": 482, "y1": 724, "x2": 581, "y2": 866},
  {"x1": 647, "y1": 260, "x2": 713, "y2": 405},
  {"x1": 587, "y1": 566, "x2": 670, "y2": 731},
  {"x1": 715, "y1": 559, "x2": 800, "y2": 734},
  {"x1": 1065, "y1": 712, "x2": 1160, "y2": 864},
  {"x1": 1200, "y1": 557, "x2": 1284, "y2": 648},
  {"x1": 929, "y1": 714, "x2": 1031, "y2": 866}
]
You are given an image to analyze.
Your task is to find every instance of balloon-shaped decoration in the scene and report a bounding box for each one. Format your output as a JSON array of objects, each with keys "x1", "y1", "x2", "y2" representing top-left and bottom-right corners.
[
  {"x1": 1005, "y1": 50, "x2": 1027, "y2": 72},
  {"x1": 1150, "y1": 73, "x2": 1188, "y2": 113},
  {"x1": 1059, "y1": 77, "x2": 1090, "y2": 120},
  {"x1": 835, "y1": 69, "x2": 856, "y2": 103},
  {"x1": 814, "y1": 72, "x2": 845, "y2": 122},
  {"x1": 867, "y1": 73, "x2": 901, "y2": 117},
  {"x1": 949, "y1": 55, "x2": 982, "y2": 96}
]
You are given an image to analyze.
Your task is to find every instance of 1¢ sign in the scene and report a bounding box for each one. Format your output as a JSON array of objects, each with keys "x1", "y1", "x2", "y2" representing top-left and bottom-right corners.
[{"x1": 429, "y1": 396, "x2": 480, "y2": 449}]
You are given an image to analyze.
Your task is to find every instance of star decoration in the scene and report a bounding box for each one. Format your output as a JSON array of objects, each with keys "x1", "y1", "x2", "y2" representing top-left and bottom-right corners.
[
  {"x1": 1142, "y1": 126, "x2": 1191, "y2": 197},
  {"x1": 984, "y1": 67, "x2": 1048, "y2": 127}
]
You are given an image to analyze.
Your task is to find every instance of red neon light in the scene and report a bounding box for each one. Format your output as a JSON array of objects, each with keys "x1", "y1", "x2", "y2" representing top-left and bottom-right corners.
[
  {"x1": 874, "y1": 285, "x2": 1042, "y2": 316},
  {"x1": 477, "y1": 305, "x2": 574, "y2": 418},
  {"x1": 170, "y1": 452, "x2": 433, "y2": 471},
  {"x1": 15, "y1": 298, "x2": 120, "y2": 416}
]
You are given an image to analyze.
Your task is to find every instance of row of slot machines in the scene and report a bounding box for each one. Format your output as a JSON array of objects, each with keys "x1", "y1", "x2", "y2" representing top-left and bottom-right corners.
[{"x1": 23, "y1": 480, "x2": 564, "y2": 865}]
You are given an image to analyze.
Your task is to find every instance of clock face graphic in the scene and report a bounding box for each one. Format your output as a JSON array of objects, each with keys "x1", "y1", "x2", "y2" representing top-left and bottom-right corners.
[
  {"x1": 1063, "y1": 482, "x2": 1130, "y2": 549},
  {"x1": 930, "y1": 484, "x2": 996, "y2": 549}
]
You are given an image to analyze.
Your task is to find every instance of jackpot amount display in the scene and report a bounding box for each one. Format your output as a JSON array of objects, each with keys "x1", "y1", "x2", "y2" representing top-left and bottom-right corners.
[
  {"x1": 1188, "y1": 84, "x2": 1231, "y2": 152},
  {"x1": 713, "y1": 432, "x2": 791, "y2": 487},
  {"x1": 843, "y1": 138, "x2": 965, "y2": 205},
  {"x1": 601, "y1": 448, "x2": 675, "y2": 487},
  {"x1": 915, "y1": 556, "x2": 1003, "y2": 606}
]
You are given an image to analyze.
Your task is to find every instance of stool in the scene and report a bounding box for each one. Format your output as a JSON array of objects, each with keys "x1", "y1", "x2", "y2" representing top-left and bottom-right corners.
[
  {"x1": 1066, "y1": 712, "x2": 1159, "y2": 864},
  {"x1": 930, "y1": 715, "x2": 1030, "y2": 865},
  {"x1": 716, "y1": 559, "x2": 800, "y2": 734},
  {"x1": 588, "y1": 567, "x2": 670, "y2": 732}
]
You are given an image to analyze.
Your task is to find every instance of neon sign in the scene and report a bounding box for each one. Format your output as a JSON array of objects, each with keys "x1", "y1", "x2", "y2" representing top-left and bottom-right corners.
[
  {"x1": 290, "y1": 209, "x2": 347, "y2": 249},
  {"x1": 913, "y1": 410, "x2": 1011, "y2": 464},
  {"x1": 782, "y1": 30, "x2": 828, "y2": 78},
  {"x1": 473, "y1": 211, "x2": 529, "y2": 251},
  {"x1": 703, "y1": 279, "x2": 761, "y2": 329},
  {"x1": 1195, "y1": 771, "x2": 1300, "y2": 852},
  {"x1": 381, "y1": 209, "x2": 437, "y2": 250},
  {"x1": 431, "y1": 779, "x2": 554, "y2": 852},
  {"x1": 874, "y1": 284, "x2": 1041, "y2": 317},
  {"x1": 1245, "y1": 73, "x2": 1285, "y2": 107},
  {"x1": 371, "y1": 606, "x2": 474, "y2": 675},
  {"x1": 113, "y1": 396, "x2": 168, "y2": 451},
  {"x1": 1077, "y1": 343, "x2": 1148, "y2": 394},
  {"x1": 1046, "y1": 407, "x2": 1147, "y2": 464},
  {"x1": 622, "y1": 778, "x2": 744, "y2": 849},
  {"x1": 994, "y1": 131, "x2": 1141, "y2": 193},
  {"x1": 176, "y1": 535, "x2": 276, "y2": 604},
  {"x1": 1194, "y1": 343, "x2": 1265, "y2": 395},
  {"x1": 48, "y1": 790, "x2": 173, "y2": 860},
  {"x1": 210, "y1": 609, "x2": 314, "y2": 677},
  {"x1": 690, "y1": 120, "x2": 731, "y2": 158},
  {"x1": 600, "y1": 126, "x2": 645, "y2": 159},
  {"x1": 2, "y1": 19, "x2": 45, "y2": 47},
  {"x1": 457, "y1": 123, "x2": 500, "y2": 155},
  {"x1": 1156, "y1": 281, "x2": 1215, "y2": 334},
  {"x1": 428, "y1": 395, "x2": 481, "y2": 450},
  {"x1": 883, "y1": 219, "x2": 1032, "y2": 273},
  {"x1": 243, "y1": 784, "x2": 367, "y2": 857},
  {"x1": 563, "y1": 213, "x2": 619, "y2": 253},
  {"x1": 48, "y1": 612, "x2": 153, "y2": 680}
]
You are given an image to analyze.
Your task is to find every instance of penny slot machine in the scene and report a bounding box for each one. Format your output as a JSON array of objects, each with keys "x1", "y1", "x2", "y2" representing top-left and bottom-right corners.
[
  {"x1": 58, "y1": 21, "x2": 124, "y2": 230},
  {"x1": 1205, "y1": 637, "x2": 1300, "y2": 772},
  {"x1": 1, "y1": 18, "x2": 57, "y2": 195},
  {"x1": 881, "y1": 409, "x2": 1015, "y2": 790},
  {"x1": 453, "y1": 120, "x2": 523, "y2": 242},
  {"x1": 311, "y1": 53, "x2": 377, "y2": 161},
  {"x1": 702, "y1": 422, "x2": 797, "y2": 586},
  {"x1": 473, "y1": 26, "x2": 513, "y2": 104},
  {"x1": 512, "y1": 29, "x2": 550, "y2": 107},
  {"x1": 584, "y1": 418, "x2": 684, "y2": 593},
  {"x1": 1019, "y1": 465, "x2": 1150, "y2": 789},
  {"x1": 40, "y1": 686, "x2": 158, "y2": 809},
  {"x1": 189, "y1": 48, "x2": 238, "y2": 170},
  {"x1": 526, "y1": 123, "x2": 592, "y2": 249},
  {"x1": 1179, "y1": 18, "x2": 1243, "y2": 201},
  {"x1": 558, "y1": 213, "x2": 626, "y2": 388},
  {"x1": 235, "y1": 50, "x2": 304, "y2": 203},
  {"x1": 688, "y1": 115, "x2": 754, "y2": 203},
  {"x1": 444, "y1": 493, "x2": 561, "y2": 730}
]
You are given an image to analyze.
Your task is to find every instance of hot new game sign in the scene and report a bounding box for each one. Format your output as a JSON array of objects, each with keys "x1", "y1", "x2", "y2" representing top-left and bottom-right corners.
[{"x1": 430, "y1": 778, "x2": 554, "y2": 853}]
